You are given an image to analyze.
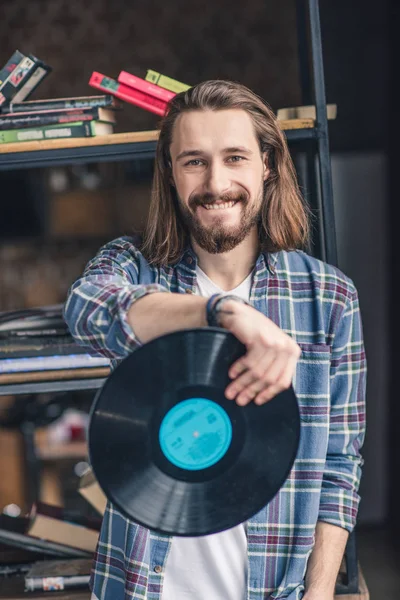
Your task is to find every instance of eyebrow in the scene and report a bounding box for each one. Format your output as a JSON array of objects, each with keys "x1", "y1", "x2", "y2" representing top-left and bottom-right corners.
[{"x1": 175, "y1": 146, "x2": 254, "y2": 161}]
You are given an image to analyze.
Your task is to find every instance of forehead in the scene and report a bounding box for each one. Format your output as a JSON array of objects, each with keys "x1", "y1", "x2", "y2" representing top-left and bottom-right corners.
[{"x1": 170, "y1": 109, "x2": 259, "y2": 155}]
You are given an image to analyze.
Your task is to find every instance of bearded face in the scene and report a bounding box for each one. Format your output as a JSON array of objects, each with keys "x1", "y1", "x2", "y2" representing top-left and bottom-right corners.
[
  {"x1": 177, "y1": 185, "x2": 264, "y2": 254},
  {"x1": 168, "y1": 108, "x2": 269, "y2": 255}
]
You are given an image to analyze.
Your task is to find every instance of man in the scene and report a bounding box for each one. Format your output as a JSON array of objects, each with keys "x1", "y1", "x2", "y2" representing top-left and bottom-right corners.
[{"x1": 64, "y1": 80, "x2": 366, "y2": 600}]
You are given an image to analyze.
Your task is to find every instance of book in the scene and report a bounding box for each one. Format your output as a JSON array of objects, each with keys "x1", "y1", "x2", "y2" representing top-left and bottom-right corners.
[
  {"x1": 0, "y1": 516, "x2": 92, "y2": 558},
  {"x1": 7, "y1": 94, "x2": 120, "y2": 113},
  {"x1": 0, "y1": 54, "x2": 51, "y2": 107},
  {"x1": 79, "y1": 467, "x2": 107, "y2": 515},
  {"x1": 24, "y1": 558, "x2": 92, "y2": 592},
  {"x1": 0, "y1": 50, "x2": 26, "y2": 87},
  {"x1": 0, "y1": 120, "x2": 113, "y2": 144},
  {"x1": 0, "y1": 106, "x2": 117, "y2": 130},
  {"x1": 276, "y1": 104, "x2": 337, "y2": 120},
  {"x1": 27, "y1": 503, "x2": 100, "y2": 553},
  {"x1": 118, "y1": 70, "x2": 175, "y2": 102},
  {"x1": 89, "y1": 72, "x2": 168, "y2": 116},
  {"x1": 10, "y1": 58, "x2": 52, "y2": 104},
  {"x1": 0, "y1": 335, "x2": 103, "y2": 360},
  {"x1": 145, "y1": 69, "x2": 191, "y2": 93},
  {"x1": 0, "y1": 353, "x2": 109, "y2": 374}
]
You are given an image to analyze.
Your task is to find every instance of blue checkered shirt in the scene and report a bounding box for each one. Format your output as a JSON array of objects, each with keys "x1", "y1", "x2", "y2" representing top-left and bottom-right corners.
[{"x1": 64, "y1": 236, "x2": 366, "y2": 600}]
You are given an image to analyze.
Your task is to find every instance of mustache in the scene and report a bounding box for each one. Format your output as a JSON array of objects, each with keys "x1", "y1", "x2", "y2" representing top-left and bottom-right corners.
[{"x1": 189, "y1": 191, "x2": 249, "y2": 210}]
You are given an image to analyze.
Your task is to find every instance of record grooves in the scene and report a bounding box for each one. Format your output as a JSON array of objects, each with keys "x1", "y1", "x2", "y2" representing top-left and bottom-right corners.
[{"x1": 89, "y1": 328, "x2": 300, "y2": 536}]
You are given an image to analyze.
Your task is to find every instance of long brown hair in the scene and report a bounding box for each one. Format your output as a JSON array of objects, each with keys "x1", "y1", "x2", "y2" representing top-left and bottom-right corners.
[{"x1": 141, "y1": 79, "x2": 310, "y2": 265}]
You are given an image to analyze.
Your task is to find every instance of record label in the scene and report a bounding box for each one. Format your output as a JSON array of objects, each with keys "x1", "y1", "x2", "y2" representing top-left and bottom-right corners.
[{"x1": 159, "y1": 398, "x2": 232, "y2": 470}]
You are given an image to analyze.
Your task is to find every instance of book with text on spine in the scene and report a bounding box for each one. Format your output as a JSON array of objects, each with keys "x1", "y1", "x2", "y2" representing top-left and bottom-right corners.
[
  {"x1": 0, "y1": 120, "x2": 113, "y2": 144},
  {"x1": 145, "y1": 69, "x2": 190, "y2": 93},
  {"x1": 0, "y1": 53, "x2": 51, "y2": 107},
  {"x1": 25, "y1": 558, "x2": 92, "y2": 592},
  {"x1": 0, "y1": 106, "x2": 116, "y2": 130},
  {"x1": 7, "y1": 94, "x2": 120, "y2": 113},
  {"x1": 117, "y1": 70, "x2": 175, "y2": 102},
  {"x1": 0, "y1": 50, "x2": 26, "y2": 86},
  {"x1": 89, "y1": 71, "x2": 168, "y2": 116}
]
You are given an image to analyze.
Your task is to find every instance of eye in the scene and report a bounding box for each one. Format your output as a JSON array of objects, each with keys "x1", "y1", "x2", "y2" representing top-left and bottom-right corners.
[
  {"x1": 184, "y1": 159, "x2": 204, "y2": 167},
  {"x1": 227, "y1": 156, "x2": 245, "y2": 163}
]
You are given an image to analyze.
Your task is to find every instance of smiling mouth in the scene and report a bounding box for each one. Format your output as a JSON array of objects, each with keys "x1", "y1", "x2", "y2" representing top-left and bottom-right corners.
[{"x1": 201, "y1": 200, "x2": 238, "y2": 211}]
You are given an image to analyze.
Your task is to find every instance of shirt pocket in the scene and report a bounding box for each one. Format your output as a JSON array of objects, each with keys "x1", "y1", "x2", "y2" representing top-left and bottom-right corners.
[
  {"x1": 294, "y1": 343, "x2": 331, "y2": 423},
  {"x1": 293, "y1": 343, "x2": 331, "y2": 462}
]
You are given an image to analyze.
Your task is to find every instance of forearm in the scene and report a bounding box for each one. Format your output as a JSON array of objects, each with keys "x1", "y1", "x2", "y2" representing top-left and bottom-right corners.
[
  {"x1": 127, "y1": 292, "x2": 208, "y2": 343},
  {"x1": 304, "y1": 521, "x2": 348, "y2": 598}
]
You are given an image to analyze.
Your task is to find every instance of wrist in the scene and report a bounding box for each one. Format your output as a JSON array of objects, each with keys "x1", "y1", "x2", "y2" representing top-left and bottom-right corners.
[{"x1": 206, "y1": 294, "x2": 248, "y2": 328}]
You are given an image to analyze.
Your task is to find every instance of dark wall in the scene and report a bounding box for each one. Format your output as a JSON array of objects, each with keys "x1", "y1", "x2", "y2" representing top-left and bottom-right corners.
[
  {"x1": 0, "y1": 0, "x2": 301, "y2": 131},
  {"x1": 321, "y1": 0, "x2": 388, "y2": 152}
]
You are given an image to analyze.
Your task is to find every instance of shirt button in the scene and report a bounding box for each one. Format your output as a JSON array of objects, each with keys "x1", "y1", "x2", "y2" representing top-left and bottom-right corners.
[
  {"x1": 154, "y1": 565, "x2": 162, "y2": 574},
  {"x1": 186, "y1": 256, "x2": 193, "y2": 264},
  {"x1": 185, "y1": 289, "x2": 193, "y2": 294}
]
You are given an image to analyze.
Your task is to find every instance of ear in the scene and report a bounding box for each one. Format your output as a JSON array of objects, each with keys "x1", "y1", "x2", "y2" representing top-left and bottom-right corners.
[{"x1": 262, "y1": 152, "x2": 270, "y2": 181}]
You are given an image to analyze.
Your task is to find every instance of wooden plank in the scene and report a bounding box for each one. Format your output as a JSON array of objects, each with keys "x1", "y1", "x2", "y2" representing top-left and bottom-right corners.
[
  {"x1": 0, "y1": 130, "x2": 159, "y2": 154},
  {"x1": 0, "y1": 367, "x2": 110, "y2": 385},
  {"x1": 0, "y1": 119, "x2": 315, "y2": 155}
]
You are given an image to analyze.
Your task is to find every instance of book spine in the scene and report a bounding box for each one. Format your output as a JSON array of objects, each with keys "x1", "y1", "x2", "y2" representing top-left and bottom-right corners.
[
  {"x1": 0, "y1": 50, "x2": 26, "y2": 87},
  {"x1": 11, "y1": 65, "x2": 51, "y2": 104},
  {"x1": 0, "y1": 56, "x2": 38, "y2": 107},
  {"x1": 9, "y1": 95, "x2": 116, "y2": 113},
  {"x1": 89, "y1": 72, "x2": 167, "y2": 116},
  {"x1": 0, "y1": 354, "x2": 109, "y2": 374},
  {"x1": 0, "y1": 109, "x2": 101, "y2": 131},
  {"x1": 0, "y1": 121, "x2": 92, "y2": 144},
  {"x1": 25, "y1": 575, "x2": 90, "y2": 592},
  {"x1": 118, "y1": 71, "x2": 175, "y2": 102},
  {"x1": 145, "y1": 69, "x2": 190, "y2": 93}
]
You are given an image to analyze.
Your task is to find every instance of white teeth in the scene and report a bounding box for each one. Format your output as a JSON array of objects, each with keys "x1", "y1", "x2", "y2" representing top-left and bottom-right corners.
[{"x1": 203, "y1": 201, "x2": 236, "y2": 210}]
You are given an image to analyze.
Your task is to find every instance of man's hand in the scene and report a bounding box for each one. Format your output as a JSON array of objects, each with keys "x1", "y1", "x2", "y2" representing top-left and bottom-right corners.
[{"x1": 220, "y1": 300, "x2": 301, "y2": 405}]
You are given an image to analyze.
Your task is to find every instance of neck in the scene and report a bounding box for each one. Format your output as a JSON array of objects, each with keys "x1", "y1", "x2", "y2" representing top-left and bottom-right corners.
[{"x1": 191, "y1": 227, "x2": 260, "y2": 291}]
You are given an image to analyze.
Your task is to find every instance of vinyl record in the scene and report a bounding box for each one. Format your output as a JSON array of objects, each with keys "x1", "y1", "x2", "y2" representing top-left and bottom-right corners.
[{"x1": 89, "y1": 328, "x2": 300, "y2": 536}]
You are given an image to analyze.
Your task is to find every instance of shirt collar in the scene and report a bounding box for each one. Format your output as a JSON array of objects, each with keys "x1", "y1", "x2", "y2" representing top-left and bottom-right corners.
[{"x1": 180, "y1": 246, "x2": 279, "y2": 276}]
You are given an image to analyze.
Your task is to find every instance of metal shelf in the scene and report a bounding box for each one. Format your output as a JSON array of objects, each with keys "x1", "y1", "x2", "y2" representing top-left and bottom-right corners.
[
  {"x1": 0, "y1": 127, "x2": 317, "y2": 171},
  {"x1": 0, "y1": 376, "x2": 105, "y2": 396}
]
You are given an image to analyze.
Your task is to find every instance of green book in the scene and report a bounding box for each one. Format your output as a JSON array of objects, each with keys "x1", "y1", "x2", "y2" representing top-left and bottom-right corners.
[
  {"x1": 0, "y1": 120, "x2": 113, "y2": 144},
  {"x1": 145, "y1": 70, "x2": 190, "y2": 93}
]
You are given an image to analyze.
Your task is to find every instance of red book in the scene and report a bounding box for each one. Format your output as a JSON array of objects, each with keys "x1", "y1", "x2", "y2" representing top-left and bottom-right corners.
[
  {"x1": 118, "y1": 71, "x2": 175, "y2": 102},
  {"x1": 89, "y1": 72, "x2": 168, "y2": 117}
]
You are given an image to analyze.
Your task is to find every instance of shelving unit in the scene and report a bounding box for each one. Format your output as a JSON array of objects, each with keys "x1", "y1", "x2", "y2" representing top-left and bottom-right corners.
[{"x1": 0, "y1": 0, "x2": 362, "y2": 596}]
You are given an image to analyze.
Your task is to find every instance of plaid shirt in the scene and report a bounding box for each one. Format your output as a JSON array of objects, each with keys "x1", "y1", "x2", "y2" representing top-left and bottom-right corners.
[{"x1": 64, "y1": 236, "x2": 366, "y2": 600}]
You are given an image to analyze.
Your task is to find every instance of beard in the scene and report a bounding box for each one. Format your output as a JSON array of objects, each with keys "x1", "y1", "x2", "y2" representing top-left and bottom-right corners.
[{"x1": 177, "y1": 187, "x2": 263, "y2": 254}]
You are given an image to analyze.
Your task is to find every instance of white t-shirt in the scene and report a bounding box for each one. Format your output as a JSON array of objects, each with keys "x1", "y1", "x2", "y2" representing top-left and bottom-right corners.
[
  {"x1": 92, "y1": 265, "x2": 253, "y2": 600},
  {"x1": 161, "y1": 265, "x2": 252, "y2": 600}
]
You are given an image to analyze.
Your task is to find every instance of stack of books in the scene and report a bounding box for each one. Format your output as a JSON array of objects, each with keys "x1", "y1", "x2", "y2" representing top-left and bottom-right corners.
[
  {"x1": 0, "y1": 50, "x2": 121, "y2": 144},
  {"x1": 0, "y1": 305, "x2": 110, "y2": 385},
  {"x1": 89, "y1": 68, "x2": 191, "y2": 116}
]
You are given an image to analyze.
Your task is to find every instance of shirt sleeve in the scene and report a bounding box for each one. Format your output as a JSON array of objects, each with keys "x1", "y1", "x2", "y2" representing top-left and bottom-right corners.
[
  {"x1": 318, "y1": 284, "x2": 367, "y2": 532},
  {"x1": 63, "y1": 238, "x2": 168, "y2": 359}
]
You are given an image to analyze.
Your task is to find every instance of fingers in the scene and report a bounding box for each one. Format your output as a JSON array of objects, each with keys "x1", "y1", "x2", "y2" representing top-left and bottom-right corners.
[
  {"x1": 225, "y1": 347, "x2": 300, "y2": 406},
  {"x1": 225, "y1": 352, "x2": 277, "y2": 404},
  {"x1": 254, "y1": 354, "x2": 299, "y2": 405}
]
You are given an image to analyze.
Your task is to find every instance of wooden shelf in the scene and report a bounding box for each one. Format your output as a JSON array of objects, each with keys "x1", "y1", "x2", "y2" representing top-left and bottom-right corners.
[
  {"x1": 0, "y1": 120, "x2": 316, "y2": 171},
  {"x1": 0, "y1": 130, "x2": 159, "y2": 155},
  {"x1": 0, "y1": 119, "x2": 314, "y2": 155},
  {"x1": 38, "y1": 440, "x2": 88, "y2": 461}
]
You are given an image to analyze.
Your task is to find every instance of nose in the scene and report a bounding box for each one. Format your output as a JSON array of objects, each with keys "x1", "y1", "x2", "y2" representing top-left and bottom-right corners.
[{"x1": 203, "y1": 161, "x2": 230, "y2": 197}]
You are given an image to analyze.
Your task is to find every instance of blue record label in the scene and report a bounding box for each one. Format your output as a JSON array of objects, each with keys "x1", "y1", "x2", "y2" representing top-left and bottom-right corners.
[{"x1": 159, "y1": 398, "x2": 232, "y2": 470}]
